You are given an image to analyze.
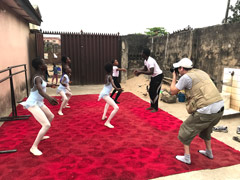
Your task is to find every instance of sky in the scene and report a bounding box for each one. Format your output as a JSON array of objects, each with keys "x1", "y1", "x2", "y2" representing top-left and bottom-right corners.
[{"x1": 29, "y1": 0, "x2": 238, "y2": 35}]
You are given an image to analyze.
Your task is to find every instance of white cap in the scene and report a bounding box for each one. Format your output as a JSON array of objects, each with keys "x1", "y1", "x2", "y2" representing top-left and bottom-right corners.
[{"x1": 173, "y1": 58, "x2": 193, "y2": 68}]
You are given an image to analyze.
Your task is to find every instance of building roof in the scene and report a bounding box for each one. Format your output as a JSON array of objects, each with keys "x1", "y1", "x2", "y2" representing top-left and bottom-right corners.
[{"x1": 2, "y1": 0, "x2": 42, "y2": 25}]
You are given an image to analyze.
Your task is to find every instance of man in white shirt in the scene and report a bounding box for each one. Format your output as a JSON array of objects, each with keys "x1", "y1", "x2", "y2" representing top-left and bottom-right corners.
[
  {"x1": 134, "y1": 48, "x2": 163, "y2": 112},
  {"x1": 170, "y1": 58, "x2": 224, "y2": 165}
]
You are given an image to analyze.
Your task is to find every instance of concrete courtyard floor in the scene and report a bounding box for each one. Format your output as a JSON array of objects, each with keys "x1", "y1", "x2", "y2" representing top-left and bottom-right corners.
[{"x1": 45, "y1": 75, "x2": 240, "y2": 180}]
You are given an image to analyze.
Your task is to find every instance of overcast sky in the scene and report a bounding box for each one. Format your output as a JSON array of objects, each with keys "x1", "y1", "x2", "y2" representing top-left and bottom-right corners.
[{"x1": 29, "y1": 0, "x2": 237, "y2": 35}]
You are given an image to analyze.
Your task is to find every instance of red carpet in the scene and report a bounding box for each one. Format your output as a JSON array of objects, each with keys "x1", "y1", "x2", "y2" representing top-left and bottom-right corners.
[{"x1": 1, "y1": 92, "x2": 240, "y2": 180}]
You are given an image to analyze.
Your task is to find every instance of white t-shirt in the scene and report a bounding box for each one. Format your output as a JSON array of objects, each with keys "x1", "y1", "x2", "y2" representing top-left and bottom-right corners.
[
  {"x1": 176, "y1": 74, "x2": 224, "y2": 114},
  {"x1": 112, "y1": 66, "x2": 119, "y2": 77},
  {"x1": 144, "y1": 56, "x2": 162, "y2": 77}
]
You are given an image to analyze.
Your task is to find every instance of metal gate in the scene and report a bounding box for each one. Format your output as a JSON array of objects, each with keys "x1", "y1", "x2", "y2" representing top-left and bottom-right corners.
[{"x1": 40, "y1": 31, "x2": 121, "y2": 85}]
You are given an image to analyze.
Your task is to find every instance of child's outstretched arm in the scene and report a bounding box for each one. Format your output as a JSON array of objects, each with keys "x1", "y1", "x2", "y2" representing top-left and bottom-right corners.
[
  {"x1": 47, "y1": 83, "x2": 56, "y2": 88},
  {"x1": 35, "y1": 77, "x2": 58, "y2": 105},
  {"x1": 117, "y1": 67, "x2": 127, "y2": 72}
]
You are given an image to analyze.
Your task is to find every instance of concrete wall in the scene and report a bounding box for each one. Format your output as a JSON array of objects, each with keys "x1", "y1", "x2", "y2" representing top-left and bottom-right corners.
[
  {"x1": 121, "y1": 34, "x2": 149, "y2": 80},
  {"x1": 0, "y1": 2, "x2": 31, "y2": 117},
  {"x1": 191, "y1": 23, "x2": 240, "y2": 89},
  {"x1": 122, "y1": 22, "x2": 240, "y2": 91}
]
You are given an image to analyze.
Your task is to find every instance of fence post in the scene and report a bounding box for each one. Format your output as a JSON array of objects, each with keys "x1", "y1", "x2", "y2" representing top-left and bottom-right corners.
[
  {"x1": 9, "y1": 68, "x2": 17, "y2": 117},
  {"x1": 24, "y1": 64, "x2": 29, "y2": 97}
]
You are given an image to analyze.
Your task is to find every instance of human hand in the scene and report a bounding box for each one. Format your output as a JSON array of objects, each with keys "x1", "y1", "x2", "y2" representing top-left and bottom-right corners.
[
  {"x1": 51, "y1": 84, "x2": 57, "y2": 88},
  {"x1": 48, "y1": 97, "x2": 58, "y2": 105},
  {"x1": 117, "y1": 88, "x2": 123, "y2": 92},
  {"x1": 172, "y1": 71, "x2": 178, "y2": 79},
  {"x1": 134, "y1": 70, "x2": 140, "y2": 76}
]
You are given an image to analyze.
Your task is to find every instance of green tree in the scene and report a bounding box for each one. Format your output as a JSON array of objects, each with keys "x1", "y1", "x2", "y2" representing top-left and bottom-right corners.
[
  {"x1": 144, "y1": 27, "x2": 168, "y2": 36},
  {"x1": 226, "y1": 0, "x2": 240, "y2": 23}
]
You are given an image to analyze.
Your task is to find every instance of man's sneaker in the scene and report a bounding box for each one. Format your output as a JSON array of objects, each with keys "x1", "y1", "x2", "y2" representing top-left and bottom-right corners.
[
  {"x1": 236, "y1": 127, "x2": 240, "y2": 134},
  {"x1": 212, "y1": 126, "x2": 228, "y2": 133}
]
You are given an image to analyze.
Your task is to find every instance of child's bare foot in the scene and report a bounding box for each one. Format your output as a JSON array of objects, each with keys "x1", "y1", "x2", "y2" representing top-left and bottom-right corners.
[
  {"x1": 41, "y1": 136, "x2": 50, "y2": 140},
  {"x1": 58, "y1": 111, "x2": 63, "y2": 115},
  {"x1": 30, "y1": 147, "x2": 42, "y2": 156},
  {"x1": 102, "y1": 116, "x2": 107, "y2": 120},
  {"x1": 104, "y1": 123, "x2": 114, "y2": 128}
]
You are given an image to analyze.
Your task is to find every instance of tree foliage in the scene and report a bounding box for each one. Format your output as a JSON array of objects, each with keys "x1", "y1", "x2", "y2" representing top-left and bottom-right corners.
[
  {"x1": 144, "y1": 27, "x2": 168, "y2": 36},
  {"x1": 227, "y1": 0, "x2": 240, "y2": 23}
]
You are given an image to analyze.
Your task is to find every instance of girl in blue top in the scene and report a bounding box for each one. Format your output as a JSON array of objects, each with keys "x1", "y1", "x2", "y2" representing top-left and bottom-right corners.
[
  {"x1": 98, "y1": 63, "x2": 123, "y2": 128},
  {"x1": 20, "y1": 58, "x2": 58, "y2": 156},
  {"x1": 51, "y1": 63, "x2": 59, "y2": 85},
  {"x1": 57, "y1": 66, "x2": 72, "y2": 115}
]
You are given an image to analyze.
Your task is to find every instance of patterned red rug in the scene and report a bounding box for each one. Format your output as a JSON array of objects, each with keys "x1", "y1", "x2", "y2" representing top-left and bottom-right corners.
[{"x1": 1, "y1": 92, "x2": 240, "y2": 180}]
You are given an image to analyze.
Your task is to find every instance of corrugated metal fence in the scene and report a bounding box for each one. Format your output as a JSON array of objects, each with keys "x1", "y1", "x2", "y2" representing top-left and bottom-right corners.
[{"x1": 41, "y1": 31, "x2": 121, "y2": 85}]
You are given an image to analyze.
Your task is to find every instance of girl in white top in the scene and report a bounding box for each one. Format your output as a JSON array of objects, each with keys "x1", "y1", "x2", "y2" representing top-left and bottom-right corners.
[
  {"x1": 98, "y1": 63, "x2": 123, "y2": 128},
  {"x1": 110, "y1": 59, "x2": 126, "y2": 103},
  {"x1": 57, "y1": 66, "x2": 72, "y2": 115},
  {"x1": 20, "y1": 58, "x2": 58, "y2": 156}
]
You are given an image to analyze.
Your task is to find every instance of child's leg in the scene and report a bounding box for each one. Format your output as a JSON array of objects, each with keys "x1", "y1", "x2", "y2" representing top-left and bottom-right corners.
[
  {"x1": 110, "y1": 89, "x2": 116, "y2": 98},
  {"x1": 64, "y1": 91, "x2": 72, "y2": 108},
  {"x1": 55, "y1": 75, "x2": 58, "y2": 84},
  {"x1": 28, "y1": 105, "x2": 52, "y2": 156},
  {"x1": 102, "y1": 103, "x2": 109, "y2": 120},
  {"x1": 52, "y1": 76, "x2": 55, "y2": 84},
  {"x1": 58, "y1": 91, "x2": 68, "y2": 115},
  {"x1": 40, "y1": 105, "x2": 54, "y2": 140},
  {"x1": 114, "y1": 89, "x2": 122, "y2": 102},
  {"x1": 103, "y1": 96, "x2": 119, "y2": 128}
]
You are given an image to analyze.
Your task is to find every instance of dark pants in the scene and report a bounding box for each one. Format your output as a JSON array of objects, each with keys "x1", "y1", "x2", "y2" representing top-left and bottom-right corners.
[
  {"x1": 111, "y1": 77, "x2": 121, "y2": 101},
  {"x1": 149, "y1": 74, "x2": 163, "y2": 110}
]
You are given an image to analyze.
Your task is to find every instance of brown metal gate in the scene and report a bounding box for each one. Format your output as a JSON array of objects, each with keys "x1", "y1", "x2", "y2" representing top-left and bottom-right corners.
[
  {"x1": 61, "y1": 32, "x2": 121, "y2": 85},
  {"x1": 35, "y1": 31, "x2": 121, "y2": 85}
]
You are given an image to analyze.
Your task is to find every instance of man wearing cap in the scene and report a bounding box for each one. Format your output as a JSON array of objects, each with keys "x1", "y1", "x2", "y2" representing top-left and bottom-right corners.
[
  {"x1": 134, "y1": 48, "x2": 163, "y2": 112},
  {"x1": 170, "y1": 58, "x2": 224, "y2": 164}
]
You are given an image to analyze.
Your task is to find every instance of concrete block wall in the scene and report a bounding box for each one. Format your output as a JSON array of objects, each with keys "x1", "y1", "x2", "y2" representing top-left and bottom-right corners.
[{"x1": 222, "y1": 68, "x2": 240, "y2": 111}]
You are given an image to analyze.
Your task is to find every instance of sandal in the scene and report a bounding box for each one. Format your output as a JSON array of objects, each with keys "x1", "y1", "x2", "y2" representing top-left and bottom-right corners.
[
  {"x1": 212, "y1": 126, "x2": 228, "y2": 133},
  {"x1": 233, "y1": 136, "x2": 240, "y2": 143},
  {"x1": 236, "y1": 127, "x2": 240, "y2": 134}
]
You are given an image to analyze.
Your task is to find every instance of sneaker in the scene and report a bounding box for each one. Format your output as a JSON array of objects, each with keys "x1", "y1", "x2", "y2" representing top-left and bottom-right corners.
[
  {"x1": 175, "y1": 155, "x2": 191, "y2": 165},
  {"x1": 212, "y1": 126, "x2": 228, "y2": 133},
  {"x1": 236, "y1": 127, "x2": 240, "y2": 134}
]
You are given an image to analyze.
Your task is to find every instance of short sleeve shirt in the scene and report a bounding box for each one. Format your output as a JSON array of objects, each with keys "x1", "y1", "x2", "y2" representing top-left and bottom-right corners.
[
  {"x1": 53, "y1": 67, "x2": 58, "y2": 75},
  {"x1": 144, "y1": 56, "x2": 162, "y2": 77},
  {"x1": 112, "y1": 66, "x2": 119, "y2": 77},
  {"x1": 176, "y1": 74, "x2": 192, "y2": 90}
]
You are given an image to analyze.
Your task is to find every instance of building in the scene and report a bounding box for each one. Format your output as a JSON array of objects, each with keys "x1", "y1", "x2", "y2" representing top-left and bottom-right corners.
[{"x1": 0, "y1": 0, "x2": 42, "y2": 118}]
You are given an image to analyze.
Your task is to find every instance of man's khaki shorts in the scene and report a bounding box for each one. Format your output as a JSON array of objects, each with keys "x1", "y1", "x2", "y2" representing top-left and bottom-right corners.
[{"x1": 178, "y1": 110, "x2": 224, "y2": 145}]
